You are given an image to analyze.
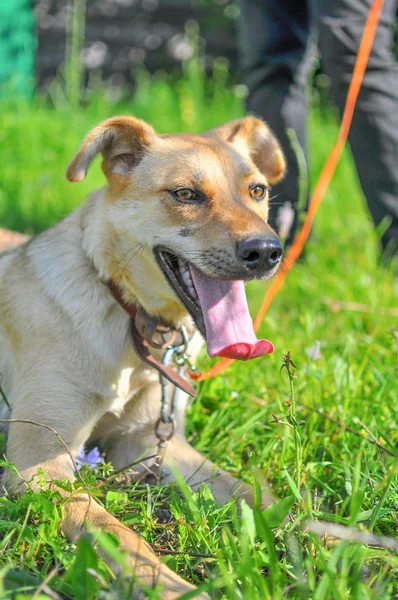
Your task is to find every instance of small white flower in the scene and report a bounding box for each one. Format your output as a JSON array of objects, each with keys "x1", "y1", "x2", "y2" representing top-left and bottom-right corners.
[{"x1": 306, "y1": 341, "x2": 322, "y2": 361}]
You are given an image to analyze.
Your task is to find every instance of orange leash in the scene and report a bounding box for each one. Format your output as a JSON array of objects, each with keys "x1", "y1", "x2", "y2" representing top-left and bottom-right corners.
[{"x1": 197, "y1": 0, "x2": 384, "y2": 382}]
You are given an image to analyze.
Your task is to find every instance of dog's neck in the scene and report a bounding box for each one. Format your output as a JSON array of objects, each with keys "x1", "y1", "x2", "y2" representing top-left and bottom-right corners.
[{"x1": 80, "y1": 191, "x2": 138, "y2": 304}]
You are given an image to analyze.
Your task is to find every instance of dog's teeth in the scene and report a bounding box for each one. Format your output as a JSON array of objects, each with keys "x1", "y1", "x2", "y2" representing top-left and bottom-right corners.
[
  {"x1": 188, "y1": 284, "x2": 200, "y2": 301},
  {"x1": 182, "y1": 270, "x2": 193, "y2": 286},
  {"x1": 181, "y1": 270, "x2": 191, "y2": 287},
  {"x1": 178, "y1": 259, "x2": 201, "y2": 307}
]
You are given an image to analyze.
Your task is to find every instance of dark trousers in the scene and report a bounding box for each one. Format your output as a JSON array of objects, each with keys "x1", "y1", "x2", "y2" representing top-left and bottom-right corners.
[{"x1": 238, "y1": 0, "x2": 398, "y2": 256}]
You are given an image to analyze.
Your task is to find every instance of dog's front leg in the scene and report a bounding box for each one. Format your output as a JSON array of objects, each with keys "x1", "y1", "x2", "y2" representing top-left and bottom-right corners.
[
  {"x1": 62, "y1": 494, "x2": 208, "y2": 599},
  {"x1": 3, "y1": 379, "x2": 207, "y2": 599},
  {"x1": 3, "y1": 377, "x2": 103, "y2": 493},
  {"x1": 97, "y1": 382, "x2": 276, "y2": 510}
]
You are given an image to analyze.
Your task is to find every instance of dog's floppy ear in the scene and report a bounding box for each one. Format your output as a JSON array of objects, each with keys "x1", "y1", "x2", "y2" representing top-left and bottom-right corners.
[
  {"x1": 66, "y1": 116, "x2": 156, "y2": 182},
  {"x1": 209, "y1": 116, "x2": 286, "y2": 184}
]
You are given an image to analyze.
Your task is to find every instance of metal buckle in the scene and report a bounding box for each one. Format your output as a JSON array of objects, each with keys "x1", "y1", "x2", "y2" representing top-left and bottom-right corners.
[{"x1": 135, "y1": 307, "x2": 185, "y2": 349}]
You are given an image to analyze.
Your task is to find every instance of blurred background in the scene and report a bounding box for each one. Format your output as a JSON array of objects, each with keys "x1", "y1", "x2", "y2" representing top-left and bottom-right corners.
[
  {"x1": 0, "y1": 0, "x2": 396, "y2": 244},
  {"x1": 2, "y1": 0, "x2": 240, "y2": 99},
  {"x1": 0, "y1": 0, "x2": 252, "y2": 232},
  {"x1": 3, "y1": 0, "x2": 380, "y2": 106}
]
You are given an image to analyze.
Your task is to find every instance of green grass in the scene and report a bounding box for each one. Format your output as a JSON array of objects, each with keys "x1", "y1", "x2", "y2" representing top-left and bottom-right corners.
[{"x1": 0, "y1": 62, "x2": 397, "y2": 599}]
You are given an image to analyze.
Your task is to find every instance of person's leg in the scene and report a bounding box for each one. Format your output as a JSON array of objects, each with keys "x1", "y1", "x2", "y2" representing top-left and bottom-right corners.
[
  {"x1": 314, "y1": 0, "x2": 398, "y2": 257},
  {"x1": 237, "y1": 0, "x2": 314, "y2": 245}
]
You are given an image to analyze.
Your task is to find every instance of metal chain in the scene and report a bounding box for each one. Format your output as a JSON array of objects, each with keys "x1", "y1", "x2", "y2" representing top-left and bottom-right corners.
[{"x1": 148, "y1": 326, "x2": 199, "y2": 482}]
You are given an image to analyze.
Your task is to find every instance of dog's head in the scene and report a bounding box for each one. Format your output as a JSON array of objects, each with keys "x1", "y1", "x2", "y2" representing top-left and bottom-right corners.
[{"x1": 67, "y1": 116, "x2": 285, "y2": 359}]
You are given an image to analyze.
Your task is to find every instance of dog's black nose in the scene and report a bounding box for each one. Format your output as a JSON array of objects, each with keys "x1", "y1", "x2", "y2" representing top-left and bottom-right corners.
[{"x1": 236, "y1": 236, "x2": 283, "y2": 272}]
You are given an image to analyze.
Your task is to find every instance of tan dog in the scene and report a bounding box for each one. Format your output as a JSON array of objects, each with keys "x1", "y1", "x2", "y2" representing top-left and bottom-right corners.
[{"x1": 0, "y1": 116, "x2": 285, "y2": 598}]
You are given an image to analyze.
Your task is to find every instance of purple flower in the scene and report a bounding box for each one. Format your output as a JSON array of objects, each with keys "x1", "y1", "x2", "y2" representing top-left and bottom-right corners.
[{"x1": 75, "y1": 446, "x2": 103, "y2": 470}]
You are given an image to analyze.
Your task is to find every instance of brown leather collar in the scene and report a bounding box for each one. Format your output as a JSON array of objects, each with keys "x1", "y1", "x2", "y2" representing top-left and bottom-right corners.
[{"x1": 106, "y1": 280, "x2": 197, "y2": 397}]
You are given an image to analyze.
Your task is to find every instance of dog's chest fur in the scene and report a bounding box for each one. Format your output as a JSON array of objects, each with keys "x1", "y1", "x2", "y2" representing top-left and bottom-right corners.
[{"x1": 0, "y1": 212, "x2": 160, "y2": 421}]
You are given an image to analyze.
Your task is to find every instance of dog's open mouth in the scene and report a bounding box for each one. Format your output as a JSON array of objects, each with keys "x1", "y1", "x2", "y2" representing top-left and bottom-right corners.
[{"x1": 155, "y1": 248, "x2": 274, "y2": 361}]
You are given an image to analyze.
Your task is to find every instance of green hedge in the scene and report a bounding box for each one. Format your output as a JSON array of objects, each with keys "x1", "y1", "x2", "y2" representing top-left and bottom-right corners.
[{"x1": 0, "y1": 0, "x2": 36, "y2": 97}]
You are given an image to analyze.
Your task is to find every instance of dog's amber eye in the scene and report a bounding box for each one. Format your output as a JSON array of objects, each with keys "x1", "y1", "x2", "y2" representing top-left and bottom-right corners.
[
  {"x1": 250, "y1": 185, "x2": 267, "y2": 201},
  {"x1": 173, "y1": 189, "x2": 198, "y2": 202}
]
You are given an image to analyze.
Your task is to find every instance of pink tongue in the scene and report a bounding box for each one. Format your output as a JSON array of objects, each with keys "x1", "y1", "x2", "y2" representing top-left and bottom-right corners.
[{"x1": 190, "y1": 266, "x2": 274, "y2": 360}]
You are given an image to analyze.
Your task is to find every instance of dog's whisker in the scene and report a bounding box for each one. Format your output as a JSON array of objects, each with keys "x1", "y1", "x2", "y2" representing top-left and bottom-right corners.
[
  {"x1": 112, "y1": 193, "x2": 141, "y2": 207},
  {"x1": 116, "y1": 242, "x2": 145, "y2": 265},
  {"x1": 103, "y1": 243, "x2": 146, "y2": 278},
  {"x1": 120, "y1": 244, "x2": 145, "y2": 275}
]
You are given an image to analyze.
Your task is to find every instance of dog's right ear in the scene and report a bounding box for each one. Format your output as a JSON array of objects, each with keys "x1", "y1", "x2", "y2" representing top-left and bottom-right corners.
[{"x1": 66, "y1": 116, "x2": 156, "y2": 182}]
